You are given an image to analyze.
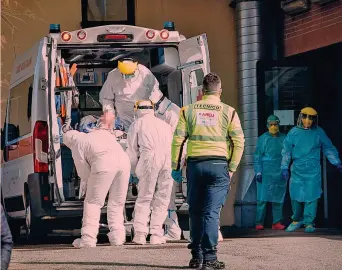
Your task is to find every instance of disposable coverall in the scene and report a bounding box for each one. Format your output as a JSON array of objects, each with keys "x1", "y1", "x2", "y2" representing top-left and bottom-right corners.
[
  {"x1": 126, "y1": 101, "x2": 173, "y2": 245},
  {"x1": 281, "y1": 108, "x2": 341, "y2": 233},
  {"x1": 254, "y1": 115, "x2": 287, "y2": 230},
  {"x1": 99, "y1": 64, "x2": 160, "y2": 131},
  {"x1": 149, "y1": 89, "x2": 183, "y2": 241},
  {"x1": 63, "y1": 129, "x2": 131, "y2": 247}
]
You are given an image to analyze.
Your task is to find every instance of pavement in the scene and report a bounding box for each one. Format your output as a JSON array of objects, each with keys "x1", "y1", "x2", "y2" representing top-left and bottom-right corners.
[{"x1": 9, "y1": 229, "x2": 342, "y2": 270}]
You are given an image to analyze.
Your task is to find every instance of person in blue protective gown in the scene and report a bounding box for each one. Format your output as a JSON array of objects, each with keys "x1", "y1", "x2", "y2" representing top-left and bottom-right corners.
[
  {"x1": 254, "y1": 115, "x2": 287, "y2": 231},
  {"x1": 281, "y1": 107, "x2": 342, "y2": 233}
]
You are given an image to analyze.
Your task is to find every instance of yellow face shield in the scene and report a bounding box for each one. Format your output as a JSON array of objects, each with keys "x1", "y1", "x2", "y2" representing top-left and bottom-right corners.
[
  {"x1": 297, "y1": 107, "x2": 318, "y2": 129},
  {"x1": 268, "y1": 123, "x2": 279, "y2": 135}
]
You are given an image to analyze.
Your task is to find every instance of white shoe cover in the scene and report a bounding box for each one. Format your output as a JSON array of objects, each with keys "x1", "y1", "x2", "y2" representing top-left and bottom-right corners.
[
  {"x1": 164, "y1": 233, "x2": 181, "y2": 241},
  {"x1": 72, "y1": 238, "x2": 96, "y2": 248},
  {"x1": 183, "y1": 230, "x2": 191, "y2": 242},
  {"x1": 218, "y1": 230, "x2": 223, "y2": 242},
  {"x1": 132, "y1": 232, "x2": 146, "y2": 245},
  {"x1": 150, "y1": 235, "x2": 166, "y2": 245},
  {"x1": 107, "y1": 231, "x2": 126, "y2": 246}
]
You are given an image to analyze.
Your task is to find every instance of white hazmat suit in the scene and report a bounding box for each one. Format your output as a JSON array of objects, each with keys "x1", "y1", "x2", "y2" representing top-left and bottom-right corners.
[
  {"x1": 63, "y1": 128, "x2": 131, "y2": 248},
  {"x1": 99, "y1": 64, "x2": 160, "y2": 131},
  {"x1": 126, "y1": 101, "x2": 173, "y2": 245},
  {"x1": 149, "y1": 89, "x2": 183, "y2": 241}
]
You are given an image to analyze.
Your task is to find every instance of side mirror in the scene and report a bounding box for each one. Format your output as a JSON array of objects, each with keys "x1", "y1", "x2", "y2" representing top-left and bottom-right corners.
[{"x1": 6, "y1": 124, "x2": 19, "y2": 148}]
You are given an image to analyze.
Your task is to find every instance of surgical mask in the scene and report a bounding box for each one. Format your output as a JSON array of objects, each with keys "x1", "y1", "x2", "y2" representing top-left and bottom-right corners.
[
  {"x1": 268, "y1": 124, "x2": 279, "y2": 135},
  {"x1": 122, "y1": 73, "x2": 135, "y2": 80}
]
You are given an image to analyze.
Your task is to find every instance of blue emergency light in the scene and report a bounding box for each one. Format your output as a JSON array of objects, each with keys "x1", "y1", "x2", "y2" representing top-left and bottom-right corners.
[
  {"x1": 164, "y1": 21, "x2": 175, "y2": 31},
  {"x1": 49, "y1": 24, "x2": 61, "y2": 34}
]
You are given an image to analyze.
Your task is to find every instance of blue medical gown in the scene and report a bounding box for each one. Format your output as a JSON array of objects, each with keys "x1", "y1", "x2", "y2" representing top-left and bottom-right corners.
[
  {"x1": 281, "y1": 126, "x2": 341, "y2": 202},
  {"x1": 254, "y1": 132, "x2": 287, "y2": 203}
]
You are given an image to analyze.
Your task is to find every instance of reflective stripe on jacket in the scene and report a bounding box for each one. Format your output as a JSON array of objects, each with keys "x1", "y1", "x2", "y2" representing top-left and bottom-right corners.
[{"x1": 171, "y1": 95, "x2": 245, "y2": 172}]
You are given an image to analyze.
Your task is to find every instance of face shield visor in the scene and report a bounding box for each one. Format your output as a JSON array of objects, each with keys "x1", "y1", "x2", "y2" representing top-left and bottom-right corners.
[{"x1": 297, "y1": 113, "x2": 318, "y2": 129}]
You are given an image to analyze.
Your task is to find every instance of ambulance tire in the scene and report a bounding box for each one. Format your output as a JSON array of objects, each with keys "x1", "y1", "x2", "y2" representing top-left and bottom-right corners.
[{"x1": 24, "y1": 191, "x2": 48, "y2": 244}]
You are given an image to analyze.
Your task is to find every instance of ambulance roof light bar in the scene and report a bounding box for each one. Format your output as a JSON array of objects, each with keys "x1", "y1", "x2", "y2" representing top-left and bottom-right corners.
[
  {"x1": 49, "y1": 24, "x2": 61, "y2": 34},
  {"x1": 164, "y1": 21, "x2": 175, "y2": 31}
]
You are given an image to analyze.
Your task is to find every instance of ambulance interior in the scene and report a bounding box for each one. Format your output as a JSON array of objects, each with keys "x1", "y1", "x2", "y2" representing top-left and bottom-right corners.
[{"x1": 56, "y1": 45, "x2": 183, "y2": 201}]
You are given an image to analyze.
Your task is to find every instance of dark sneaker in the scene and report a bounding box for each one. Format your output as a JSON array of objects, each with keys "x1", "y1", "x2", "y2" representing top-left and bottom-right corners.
[
  {"x1": 189, "y1": 258, "x2": 203, "y2": 269},
  {"x1": 201, "y1": 260, "x2": 226, "y2": 270}
]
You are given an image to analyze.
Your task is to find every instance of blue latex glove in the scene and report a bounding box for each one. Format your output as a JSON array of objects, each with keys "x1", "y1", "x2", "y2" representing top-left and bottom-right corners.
[
  {"x1": 129, "y1": 175, "x2": 139, "y2": 184},
  {"x1": 171, "y1": 170, "x2": 183, "y2": 183},
  {"x1": 336, "y1": 164, "x2": 342, "y2": 174},
  {"x1": 256, "y1": 174, "x2": 262, "y2": 183},
  {"x1": 282, "y1": 169, "x2": 289, "y2": 181}
]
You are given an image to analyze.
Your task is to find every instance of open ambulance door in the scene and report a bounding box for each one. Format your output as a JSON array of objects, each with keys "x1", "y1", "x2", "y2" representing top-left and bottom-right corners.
[
  {"x1": 43, "y1": 37, "x2": 65, "y2": 203},
  {"x1": 177, "y1": 34, "x2": 210, "y2": 200},
  {"x1": 178, "y1": 34, "x2": 210, "y2": 106}
]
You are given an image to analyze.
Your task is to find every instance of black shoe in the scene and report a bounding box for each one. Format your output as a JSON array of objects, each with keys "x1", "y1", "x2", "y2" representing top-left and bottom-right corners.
[
  {"x1": 201, "y1": 260, "x2": 226, "y2": 270},
  {"x1": 189, "y1": 258, "x2": 203, "y2": 269}
]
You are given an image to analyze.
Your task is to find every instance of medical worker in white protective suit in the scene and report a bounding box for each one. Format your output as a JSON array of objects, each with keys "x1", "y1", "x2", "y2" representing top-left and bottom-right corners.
[
  {"x1": 99, "y1": 58, "x2": 160, "y2": 131},
  {"x1": 149, "y1": 89, "x2": 224, "y2": 242},
  {"x1": 149, "y1": 89, "x2": 184, "y2": 241},
  {"x1": 126, "y1": 100, "x2": 174, "y2": 245},
  {"x1": 62, "y1": 112, "x2": 131, "y2": 248}
]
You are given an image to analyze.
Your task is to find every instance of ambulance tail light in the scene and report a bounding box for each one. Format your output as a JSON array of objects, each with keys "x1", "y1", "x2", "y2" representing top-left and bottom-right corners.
[
  {"x1": 76, "y1": 29, "x2": 87, "y2": 41},
  {"x1": 97, "y1": 34, "x2": 134, "y2": 42},
  {"x1": 160, "y1": 29, "x2": 170, "y2": 40},
  {"x1": 61, "y1": 31, "x2": 72, "y2": 42},
  {"x1": 145, "y1": 30, "x2": 156, "y2": 39},
  {"x1": 33, "y1": 121, "x2": 49, "y2": 173}
]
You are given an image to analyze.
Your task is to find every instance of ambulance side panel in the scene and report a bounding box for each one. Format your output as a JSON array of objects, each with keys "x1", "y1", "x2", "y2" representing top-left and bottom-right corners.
[{"x1": 2, "y1": 40, "x2": 43, "y2": 218}]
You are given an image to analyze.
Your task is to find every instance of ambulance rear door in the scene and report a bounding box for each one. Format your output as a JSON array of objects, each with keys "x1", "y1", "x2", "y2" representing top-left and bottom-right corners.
[
  {"x1": 178, "y1": 34, "x2": 210, "y2": 106},
  {"x1": 43, "y1": 36, "x2": 65, "y2": 203}
]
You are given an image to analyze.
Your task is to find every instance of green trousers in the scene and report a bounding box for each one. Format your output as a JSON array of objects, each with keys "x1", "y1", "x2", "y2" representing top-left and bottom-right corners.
[
  {"x1": 256, "y1": 201, "x2": 283, "y2": 225},
  {"x1": 291, "y1": 200, "x2": 318, "y2": 226}
]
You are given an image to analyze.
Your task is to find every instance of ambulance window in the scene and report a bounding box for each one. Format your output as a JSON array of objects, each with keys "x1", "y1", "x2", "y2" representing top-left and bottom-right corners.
[
  {"x1": 8, "y1": 76, "x2": 34, "y2": 138},
  {"x1": 190, "y1": 69, "x2": 204, "y2": 87}
]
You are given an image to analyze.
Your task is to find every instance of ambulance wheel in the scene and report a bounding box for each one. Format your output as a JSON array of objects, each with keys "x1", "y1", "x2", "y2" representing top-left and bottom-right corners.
[{"x1": 24, "y1": 192, "x2": 47, "y2": 244}]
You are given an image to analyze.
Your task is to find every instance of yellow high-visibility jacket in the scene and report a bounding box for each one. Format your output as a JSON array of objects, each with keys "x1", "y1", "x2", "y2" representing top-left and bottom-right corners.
[{"x1": 171, "y1": 95, "x2": 245, "y2": 172}]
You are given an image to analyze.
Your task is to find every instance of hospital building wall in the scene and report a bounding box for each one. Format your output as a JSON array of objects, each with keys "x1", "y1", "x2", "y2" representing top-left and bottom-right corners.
[{"x1": 1, "y1": 0, "x2": 238, "y2": 226}]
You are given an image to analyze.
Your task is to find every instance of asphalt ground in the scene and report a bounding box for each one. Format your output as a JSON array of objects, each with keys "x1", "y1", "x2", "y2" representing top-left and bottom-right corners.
[{"x1": 9, "y1": 229, "x2": 342, "y2": 270}]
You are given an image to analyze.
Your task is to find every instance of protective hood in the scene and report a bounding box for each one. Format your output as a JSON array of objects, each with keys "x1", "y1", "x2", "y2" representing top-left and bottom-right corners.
[
  {"x1": 156, "y1": 97, "x2": 172, "y2": 116},
  {"x1": 134, "y1": 100, "x2": 155, "y2": 119},
  {"x1": 149, "y1": 88, "x2": 164, "y2": 105}
]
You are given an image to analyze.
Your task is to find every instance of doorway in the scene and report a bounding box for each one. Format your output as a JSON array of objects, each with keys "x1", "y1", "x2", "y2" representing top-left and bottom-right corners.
[{"x1": 257, "y1": 42, "x2": 342, "y2": 228}]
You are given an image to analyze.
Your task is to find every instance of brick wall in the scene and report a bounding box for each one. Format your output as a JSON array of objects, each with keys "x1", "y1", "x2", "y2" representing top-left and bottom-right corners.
[{"x1": 284, "y1": 0, "x2": 342, "y2": 56}]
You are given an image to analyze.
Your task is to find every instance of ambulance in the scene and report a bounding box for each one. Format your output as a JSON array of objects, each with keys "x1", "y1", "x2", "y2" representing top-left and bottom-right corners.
[{"x1": 0, "y1": 23, "x2": 210, "y2": 242}]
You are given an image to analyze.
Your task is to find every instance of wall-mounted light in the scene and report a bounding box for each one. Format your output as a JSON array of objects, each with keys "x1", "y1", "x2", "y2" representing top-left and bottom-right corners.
[{"x1": 281, "y1": 0, "x2": 309, "y2": 15}]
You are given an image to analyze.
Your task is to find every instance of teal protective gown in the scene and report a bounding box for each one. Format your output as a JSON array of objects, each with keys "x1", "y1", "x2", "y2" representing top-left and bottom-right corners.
[
  {"x1": 281, "y1": 126, "x2": 341, "y2": 202},
  {"x1": 254, "y1": 132, "x2": 287, "y2": 203}
]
